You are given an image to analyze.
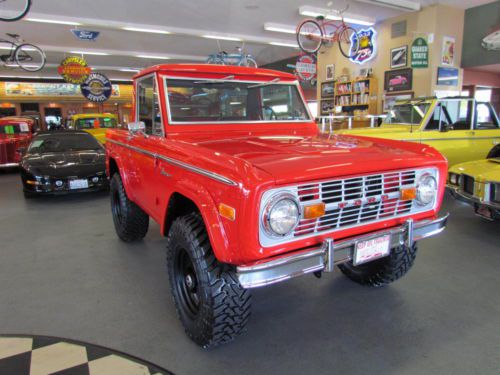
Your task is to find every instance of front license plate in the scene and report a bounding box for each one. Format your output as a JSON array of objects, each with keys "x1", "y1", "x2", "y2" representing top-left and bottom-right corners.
[
  {"x1": 354, "y1": 235, "x2": 391, "y2": 266},
  {"x1": 69, "y1": 179, "x2": 88, "y2": 190}
]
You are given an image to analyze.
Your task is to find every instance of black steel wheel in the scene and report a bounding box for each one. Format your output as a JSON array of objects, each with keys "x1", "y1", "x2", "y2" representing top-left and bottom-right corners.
[
  {"x1": 110, "y1": 173, "x2": 149, "y2": 242},
  {"x1": 166, "y1": 213, "x2": 252, "y2": 348}
]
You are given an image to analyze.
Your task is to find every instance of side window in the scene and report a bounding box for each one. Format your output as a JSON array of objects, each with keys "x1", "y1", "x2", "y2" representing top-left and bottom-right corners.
[
  {"x1": 439, "y1": 100, "x2": 472, "y2": 131},
  {"x1": 475, "y1": 103, "x2": 499, "y2": 129},
  {"x1": 137, "y1": 76, "x2": 163, "y2": 136},
  {"x1": 426, "y1": 104, "x2": 451, "y2": 130}
]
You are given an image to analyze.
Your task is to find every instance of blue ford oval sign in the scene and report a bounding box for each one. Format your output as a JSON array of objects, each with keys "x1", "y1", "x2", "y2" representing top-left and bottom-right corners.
[
  {"x1": 71, "y1": 29, "x2": 100, "y2": 41},
  {"x1": 80, "y1": 73, "x2": 112, "y2": 102}
]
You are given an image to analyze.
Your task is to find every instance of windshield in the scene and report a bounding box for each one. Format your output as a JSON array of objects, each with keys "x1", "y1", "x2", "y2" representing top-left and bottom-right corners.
[
  {"x1": 28, "y1": 133, "x2": 102, "y2": 153},
  {"x1": 166, "y1": 79, "x2": 310, "y2": 123},
  {"x1": 75, "y1": 117, "x2": 117, "y2": 129},
  {"x1": 383, "y1": 103, "x2": 431, "y2": 125},
  {"x1": 0, "y1": 123, "x2": 30, "y2": 134}
]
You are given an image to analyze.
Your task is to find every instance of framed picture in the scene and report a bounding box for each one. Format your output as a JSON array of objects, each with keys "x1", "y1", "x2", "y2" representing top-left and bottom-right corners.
[
  {"x1": 383, "y1": 92, "x2": 414, "y2": 112},
  {"x1": 321, "y1": 82, "x2": 335, "y2": 98},
  {"x1": 437, "y1": 67, "x2": 459, "y2": 86},
  {"x1": 441, "y1": 36, "x2": 455, "y2": 66},
  {"x1": 384, "y1": 68, "x2": 413, "y2": 92},
  {"x1": 326, "y1": 64, "x2": 335, "y2": 81},
  {"x1": 391, "y1": 46, "x2": 407, "y2": 69},
  {"x1": 320, "y1": 100, "x2": 335, "y2": 114}
]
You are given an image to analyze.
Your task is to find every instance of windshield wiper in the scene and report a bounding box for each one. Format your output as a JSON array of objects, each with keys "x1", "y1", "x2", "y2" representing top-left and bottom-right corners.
[
  {"x1": 248, "y1": 78, "x2": 280, "y2": 89},
  {"x1": 194, "y1": 75, "x2": 235, "y2": 84}
]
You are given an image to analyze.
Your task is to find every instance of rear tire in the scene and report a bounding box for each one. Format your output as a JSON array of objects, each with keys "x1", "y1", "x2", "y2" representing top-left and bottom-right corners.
[
  {"x1": 110, "y1": 173, "x2": 149, "y2": 242},
  {"x1": 166, "y1": 213, "x2": 252, "y2": 348},
  {"x1": 338, "y1": 243, "x2": 418, "y2": 287}
]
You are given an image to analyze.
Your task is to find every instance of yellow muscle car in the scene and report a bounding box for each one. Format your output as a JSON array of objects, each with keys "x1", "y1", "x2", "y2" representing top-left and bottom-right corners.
[
  {"x1": 67, "y1": 113, "x2": 119, "y2": 143},
  {"x1": 337, "y1": 97, "x2": 500, "y2": 168},
  {"x1": 447, "y1": 157, "x2": 500, "y2": 220}
]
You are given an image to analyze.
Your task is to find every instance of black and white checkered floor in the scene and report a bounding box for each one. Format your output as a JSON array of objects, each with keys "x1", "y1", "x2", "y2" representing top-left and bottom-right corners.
[{"x1": 0, "y1": 335, "x2": 172, "y2": 375}]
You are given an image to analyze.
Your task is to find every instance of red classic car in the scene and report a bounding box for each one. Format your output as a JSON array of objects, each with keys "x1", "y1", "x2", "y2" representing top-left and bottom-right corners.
[
  {"x1": 389, "y1": 75, "x2": 408, "y2": 87},
  {"x1": 0, "y1": 116, "x2": 36, "y2": 168},
  {"x1": 106, "y1": 64, "x2": 448, "y2": 348}
]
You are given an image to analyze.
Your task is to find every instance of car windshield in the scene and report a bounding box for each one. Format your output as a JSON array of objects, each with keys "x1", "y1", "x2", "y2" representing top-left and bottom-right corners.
[
  {"x1": 166, "y1": 79, "x2": 310, "y2": 123},
  {"x1": 28, "y1": 133, "x2": 101, "y2": 153},
  {"x1": 0, "y1": 123, "x2": 30, "y2": 134},
  {"x1": 383, "y1": 103, "x2": 432, "y2": 125},
  {"x1": 75, "y1": 117, "x2": 117, "y2": 129}
]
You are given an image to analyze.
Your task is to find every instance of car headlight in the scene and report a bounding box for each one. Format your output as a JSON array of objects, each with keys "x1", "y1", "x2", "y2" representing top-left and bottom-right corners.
[
  {"x1": 416, "y1": 174, "x2": 437, "y2": 206},
  {"x1": 262, "y1": 193, "x2": 300, "y2": 237},
  {"x1": 448, "y1": 173, "x2": 459, "y2": 186}
]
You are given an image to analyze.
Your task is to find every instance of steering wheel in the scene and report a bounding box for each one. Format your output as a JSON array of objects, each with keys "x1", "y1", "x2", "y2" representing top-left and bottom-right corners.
[{"x1": 262, "y1": 105, "x2": 278, "y2": 120}]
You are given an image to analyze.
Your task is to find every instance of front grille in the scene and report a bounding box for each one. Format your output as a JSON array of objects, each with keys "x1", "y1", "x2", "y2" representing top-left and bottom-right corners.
[
  {"x1": 461, "y1": 175, "x2": 475, "y2": 195},
  {"x1": 294, "y1": 170, "x2": 416, "y2": 237},
  {"x1": 491, "y1": 183, "x2": 499, "y2": 203},
  {"x1": 0, "y1": 143, "x2": 16, "y2": 164}
]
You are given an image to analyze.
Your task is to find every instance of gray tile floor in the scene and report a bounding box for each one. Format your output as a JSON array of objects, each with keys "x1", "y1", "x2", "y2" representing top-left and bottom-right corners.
[{"x1": 0, "y1": 171, "x2": 499, "y2": 375}]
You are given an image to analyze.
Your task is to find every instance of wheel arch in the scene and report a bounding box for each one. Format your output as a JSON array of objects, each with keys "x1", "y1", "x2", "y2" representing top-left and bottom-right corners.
[{"x1": 487, "y1": 144, "x2": 500, "y2": 159}]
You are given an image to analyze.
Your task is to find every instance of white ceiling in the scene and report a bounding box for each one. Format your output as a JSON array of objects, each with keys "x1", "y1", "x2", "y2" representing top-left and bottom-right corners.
[{"x1": 0, "y1": 0, "x2": 495, "y2": 81}]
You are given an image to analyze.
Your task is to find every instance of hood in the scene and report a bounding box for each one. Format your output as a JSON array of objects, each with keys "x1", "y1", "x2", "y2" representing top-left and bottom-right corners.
[
  {"x1": 450, "y1": 158, "x2": 500, "y2": 182},
  {"x1": 192, "y1": 133, "x2": 444, "y2": 184},
  {"x1": 336, "y1": 125, "x2": 412, "y2": 138},
  {"x1": 0, "y1": 133, "x2": 30, "y2": 143},
  {"x1": 23, "y1": 149, "x2": 105, "y2": 178}
]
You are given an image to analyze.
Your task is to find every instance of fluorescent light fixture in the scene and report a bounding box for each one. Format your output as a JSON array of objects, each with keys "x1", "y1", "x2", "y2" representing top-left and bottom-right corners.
[
  {"x1": 0, "y1": 45, "x2": 36, "y2": 51},
  {"x1": 202, "y1": 35, "x2": 242, "y2": 42},
  {"x1": 70, "y1": 50, "x2": 110, "y2": 56},
  {"x1": 120, "y1": 68, "x2": 142, "y2": 72},
  {"x1": 122, "y1": 27, "x2": 170, "y2": 34},
  {"x1": 136, "y1": 55, "x2": 170, "y2": 60},
  {"x1": 264, "y1": 23, "x2": 296, "y2": 34},
  {"x1": 355, "y1": 0, "x2": 421, "y2": 11},
  {"x1": 26, "y1": 18, "x2": 82, "y2": 25},
  {"x1": 299, "y1": 6, "x2": 375, "y2": 26},
  {"x1": 269, "y1": 41, "x2": 299, "y2": 48}
]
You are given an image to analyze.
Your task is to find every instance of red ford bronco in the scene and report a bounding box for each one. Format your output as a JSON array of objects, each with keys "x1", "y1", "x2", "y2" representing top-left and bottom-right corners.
[{"x1": 106, "y1": 64, "x2": 448, "y2": 348}]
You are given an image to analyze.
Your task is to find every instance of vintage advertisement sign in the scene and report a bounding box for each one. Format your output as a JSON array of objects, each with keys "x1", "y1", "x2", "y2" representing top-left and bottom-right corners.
[
  {"x1": 71, "y1": 29, "x2": 100, "y2": 41},
  {"x1": 441, "y1": 36, "x2": 455, "y2": 66},
  {"x1": 5, "y1": 82, "x2": 120, "y2": 97},
  {"x1": 411, "y1": 37, "x2": 429, "y2": 68},
  {"x1": 80, "y1": 73, "x2": 113, "y2": 102},
  {"x1": 58, "y1": 56, "x2": 92, "y2": 84},
  {"x1": 295, "y1": 54, "x2": 316, "y2": 81},
  {"x1": 350, "y1": 28, "x2": 377, "y2": 64}
]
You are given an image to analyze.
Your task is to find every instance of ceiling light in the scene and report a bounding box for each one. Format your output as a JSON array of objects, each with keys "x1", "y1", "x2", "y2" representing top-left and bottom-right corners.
[
  {"x1": 120, "y1": 68, "x2": 142, "y2": 72},
  {"x1": 26, "y1": 18, "x2": 82, "y2": 26},
  {"x1": 355, "y1": 0, "x2": 421, "y2": 11},
  {"x1": 70, "y1": 51, "x2": 110, "y2": 56},
  {"x1": 299, "y1": 6, "x2": 375, "y2": 26},
  {"x1": 269, "y1": 41, "x2": 299, "y2": 48},
  {"x1": 264, "y1": 23, "x2": 296, "y2": 34},
  {"x1": 202, "y1": 35, "x2": 242, "y2": 42},
  {"x1": 0, "y1": 45, "x2": 36, "y2": 51},
  {"x1": 122, "y1": 27, "x2": 171, "y2": 34},
  {"x1": 136, "y1": 55, "x2": 170, "y2": 60}
]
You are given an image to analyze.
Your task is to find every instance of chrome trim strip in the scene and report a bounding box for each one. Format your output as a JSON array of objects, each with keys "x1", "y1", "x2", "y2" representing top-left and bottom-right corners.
[
  {"x1": 447, "y1": 185, "x2": 500, "y2": 210},
  {"x1": 0, "y1": 162, "x2": 19, "y2": 168},
  {"x1": 237, "y1": 214, "x2": 449, "y2": 288},
  {"x1": 107, "y1": 139, "x2": 238, "y2": 186}
]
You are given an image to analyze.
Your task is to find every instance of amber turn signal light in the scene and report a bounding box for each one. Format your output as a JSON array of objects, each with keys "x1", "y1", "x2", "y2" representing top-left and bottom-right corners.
[
  {"x1": 400, "y1": 187, "x2": 417, "y2": 201},
  {"x1": 303, "y1": 203, "x2": 326, "y2": 219},
  {"x1": 218, "y1": 203, "x2": 236, "y2": 221}
]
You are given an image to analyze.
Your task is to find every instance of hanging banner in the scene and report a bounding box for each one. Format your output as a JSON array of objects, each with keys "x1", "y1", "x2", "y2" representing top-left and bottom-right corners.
[
  {"x1": 80, "y1": 73, "x2": 113, "y2": 102},
  {"x1": 58, "y1": 56, "x2": 92, "y2": 84},
  {"x1": 295, "y1": 54, "x2": 316, "y2": 81},
  {"x1": 411, "y1": 37, "x2": 429, "y2": 68},
  {"x1": 349, "y1": 28, "x2": 377, "y2": 64}
]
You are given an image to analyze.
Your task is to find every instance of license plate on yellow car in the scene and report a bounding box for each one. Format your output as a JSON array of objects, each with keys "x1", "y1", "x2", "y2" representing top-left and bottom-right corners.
[{"x1": 353, "y1": 235, "x2": 391, "y2": 266}]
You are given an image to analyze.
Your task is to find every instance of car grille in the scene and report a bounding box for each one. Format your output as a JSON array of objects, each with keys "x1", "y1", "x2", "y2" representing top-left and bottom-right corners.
[
  {"x1": 294, "y1": 170, "x2": 417, "y2": 237},
  {"x1": 0, "y1": 143, "x2": 16, "y2": 164},
  {"x1": 461, "y1": 175, "x2": 475, "y2": 196},
  {"x1": 490, "y1": 183, "x2": 499, "y2": 203}
]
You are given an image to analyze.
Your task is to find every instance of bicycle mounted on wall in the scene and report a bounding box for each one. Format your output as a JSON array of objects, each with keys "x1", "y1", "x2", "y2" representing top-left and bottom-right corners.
[
  {"x1": 0, "y1": 33, "x2": 46, "y2": 71},
  {"x1": 0, "y1": 0, "x2": 32, "y2": 22},
  {"x1": 296, "y1": 3, "x2": 359, "y2": 58}
]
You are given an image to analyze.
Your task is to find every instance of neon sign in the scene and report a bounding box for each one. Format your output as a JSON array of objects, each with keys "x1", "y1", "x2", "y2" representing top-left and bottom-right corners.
[{"x1": 349, "y1": 27, "x2": 377, "y2": 65}]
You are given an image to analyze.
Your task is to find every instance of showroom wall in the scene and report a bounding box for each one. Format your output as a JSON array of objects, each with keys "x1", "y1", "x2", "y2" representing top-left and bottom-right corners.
[{"x1": 316, "y1": 4, "x2": 465, "y2": 113}]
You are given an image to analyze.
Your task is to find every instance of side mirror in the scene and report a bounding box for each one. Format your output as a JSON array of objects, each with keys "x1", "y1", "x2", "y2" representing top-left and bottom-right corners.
[{"x1": 127, "y1": 121, "x2": 146, "y2": 135}]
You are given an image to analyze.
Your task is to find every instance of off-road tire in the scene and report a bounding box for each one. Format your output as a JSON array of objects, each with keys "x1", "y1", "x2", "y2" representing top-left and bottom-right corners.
[
  {"x1": 110, "y1": 173, "x2": 149, "y2": 242},
  {"x1": 338, "y1": 243, "x2": 418, "y2": 287},
  {"x1": 166, "y1": 213, "x2": 252, "y2": 348}
]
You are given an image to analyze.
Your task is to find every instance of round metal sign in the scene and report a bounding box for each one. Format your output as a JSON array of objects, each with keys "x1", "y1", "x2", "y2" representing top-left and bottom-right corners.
[
  {"x1": 295, "y1": 54, "x2": 317, "y2": 81},
  {"x1": 58, "y1": 56, "x2": 91, "y2": 84},
  {"x1": 80, "y1": 73, "x2": 113, "y2": 103}
]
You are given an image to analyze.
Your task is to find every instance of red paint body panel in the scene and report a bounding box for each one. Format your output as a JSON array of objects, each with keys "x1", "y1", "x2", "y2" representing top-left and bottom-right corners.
[
  {"x1": 0, "y1": 117, "x2": 35, "y2": 166},
  {"x1": 107, "y1": 64, "x2": 448, "y2": 265}
]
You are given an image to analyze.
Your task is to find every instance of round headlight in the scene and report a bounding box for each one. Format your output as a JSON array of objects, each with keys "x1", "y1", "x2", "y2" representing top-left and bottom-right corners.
[
  {"x1": 416, "y1": 174, "x2": 437, "y2": 206},
  {"x1": 449, "y1": 173, "x2": 458, "y2": 185},
  {"x1": 263, "y1": 194, "x2": 300, "y2": 237}
]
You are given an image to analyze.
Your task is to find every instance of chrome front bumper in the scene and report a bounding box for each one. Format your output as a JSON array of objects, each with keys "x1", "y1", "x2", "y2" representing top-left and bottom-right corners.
[
  {"x1": 237, "y1": 214, "x2": 449, "y2": 289},
  {"x1": 447, "y1": 185, "x2": 500, "y2": 211},
  {"x1": 0, "y1": 162, "x2": 19, "y2": 168}
]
